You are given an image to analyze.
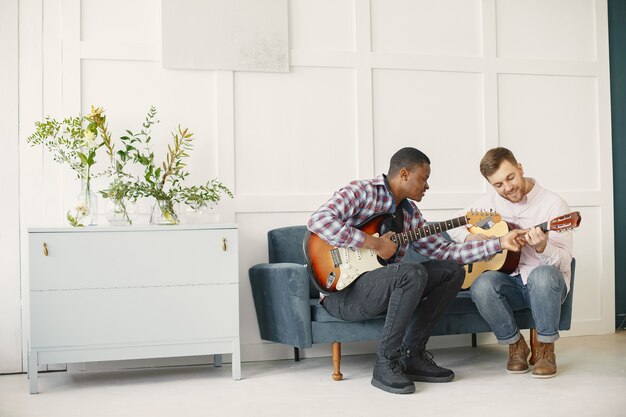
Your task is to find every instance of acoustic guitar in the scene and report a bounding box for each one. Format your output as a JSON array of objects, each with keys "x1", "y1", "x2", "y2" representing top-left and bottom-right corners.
[
  {"x1": 304, "y1": 210, "x2": 501, "y2": 293},
  {"x1": 462, "y1": 211, "x2": 582, "y2": 289}
]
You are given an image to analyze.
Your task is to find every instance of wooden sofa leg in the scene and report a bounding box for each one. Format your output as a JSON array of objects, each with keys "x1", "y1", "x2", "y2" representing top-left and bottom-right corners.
[
  {"x1": 294, "y1": 347, "x2": 300, "y2": 362},
  {"x1": 529, "y1": 329, "x2": 538, "y2": 365},
  {"x1": 332, "y1": 342, "x2": 343, "y2": 381}
]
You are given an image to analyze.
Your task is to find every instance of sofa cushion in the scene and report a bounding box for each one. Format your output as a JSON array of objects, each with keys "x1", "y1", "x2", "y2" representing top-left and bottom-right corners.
[
  {"x1": 310, "y1": 292, "x2": 477, "y2": 324},
  {"x1": 268, "y1": 226, "x2": 308, "y2": 264},
  {"x1": 310, "y1": 299, "x2": 386, "y2": 323}
]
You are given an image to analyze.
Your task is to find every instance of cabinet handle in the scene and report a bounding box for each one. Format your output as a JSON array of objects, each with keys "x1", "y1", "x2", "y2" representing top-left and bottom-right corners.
[
  {"x1": 222, "y1": 238, "x2": 227, "y2": 252},
  {"x1": 43, "y1": 243, "x2": 49, "y2": 257}
]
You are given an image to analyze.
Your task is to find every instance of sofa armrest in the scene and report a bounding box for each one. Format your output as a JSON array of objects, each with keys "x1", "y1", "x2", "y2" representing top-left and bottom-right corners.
[{"x1": 249, "y1": 263, "x2": 313, "y2": 348}]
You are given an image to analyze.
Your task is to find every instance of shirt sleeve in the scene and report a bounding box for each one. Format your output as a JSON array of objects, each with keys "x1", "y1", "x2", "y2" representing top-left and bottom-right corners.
[
  {"x1": 307, "y1": 182, "x2": 368, "y2": 248},
  {"x1": 408, "y1": 204, "x2": 502, "y2": 264},
  {"x1": 411, "y1": 233, "x2": 502, "y2": 265}
]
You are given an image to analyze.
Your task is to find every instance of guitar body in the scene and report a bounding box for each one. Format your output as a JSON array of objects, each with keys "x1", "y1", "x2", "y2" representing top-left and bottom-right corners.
[
  {"x1": 462, "y1": 221, "x2": 522, "y2": 289},
  {"x1": 304, "y1": 214, "x2": 391, "y2": 293}
]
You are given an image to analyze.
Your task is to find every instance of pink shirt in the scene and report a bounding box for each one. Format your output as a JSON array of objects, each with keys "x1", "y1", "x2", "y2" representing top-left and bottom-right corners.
[{"x1": 447, "y1": 178, "x2": 574, "y2": 291}]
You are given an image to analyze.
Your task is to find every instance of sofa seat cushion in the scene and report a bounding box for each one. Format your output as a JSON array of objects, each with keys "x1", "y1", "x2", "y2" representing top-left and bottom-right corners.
[
  {"x1": 310, "y1": 291, "x2": 479, "y2": 323},
  {"x1": 310, "y1": 300, "x2": 386, "y2": 323},
  {"x1": 443, "y1": 291, "x2": 479, "y2": 314}
]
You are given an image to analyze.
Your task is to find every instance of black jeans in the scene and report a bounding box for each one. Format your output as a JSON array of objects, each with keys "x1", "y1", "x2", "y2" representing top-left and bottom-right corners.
[{"x1": 322, "y1": 260, "x2": 465, "y2": 359}]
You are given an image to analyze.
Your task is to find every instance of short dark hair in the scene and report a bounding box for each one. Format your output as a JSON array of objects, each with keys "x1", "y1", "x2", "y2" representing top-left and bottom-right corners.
[
  {"x1": 388, "y1": 147, "x2": 430, "y2": 178},
  {"x1": 479, "y1": 147, "x2": 518, "y2": 178}
]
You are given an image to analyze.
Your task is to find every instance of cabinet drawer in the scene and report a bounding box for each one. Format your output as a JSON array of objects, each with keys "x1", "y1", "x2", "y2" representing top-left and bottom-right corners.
[
  {"x1": 30, "y1": 285, "x2": 239, "y2": 349},
  {"x1": 29, "y1": 228, "x2": 238, "y2": 290}
]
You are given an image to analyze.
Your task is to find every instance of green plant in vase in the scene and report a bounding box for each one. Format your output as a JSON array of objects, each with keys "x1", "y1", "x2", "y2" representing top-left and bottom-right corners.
[
  {"x1": 27, "y1": 112, "x2": 102, "y2": 226},
  {"x1": 86, "y1": 106, "x2": 138, "y2": 225},
  {"x1": 119, "y1": 106, "x2": 232, "y2": 224},
  {"x1": 179, "y1": 180, "x2": 234, "y2": 222}
]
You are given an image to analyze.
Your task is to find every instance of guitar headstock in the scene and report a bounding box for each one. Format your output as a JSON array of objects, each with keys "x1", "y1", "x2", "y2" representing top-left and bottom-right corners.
[
  {"x1": 548, "y1": 211, "x2": 582, "y2": 232},
  {"x1": 466, "y1": 210, "x2": 501, "y2": 228}
]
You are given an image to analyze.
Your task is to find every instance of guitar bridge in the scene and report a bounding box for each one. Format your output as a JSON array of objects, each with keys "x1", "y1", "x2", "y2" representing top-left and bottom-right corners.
[{"x1": 467, "y1": 264, "x2": 473, "y2": 273}]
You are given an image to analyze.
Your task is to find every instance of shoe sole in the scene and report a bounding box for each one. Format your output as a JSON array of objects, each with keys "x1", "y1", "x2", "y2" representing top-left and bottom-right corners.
[
  {"x1": 532, "y1": 371, "x2": 557, "y2": 379},
  {"x1": 506, "y1": 368, "x2": 530, "y2": 374},
  {"x1": 407, "y1": 374, "x2": 455, "y2": 383},
  {"x1": 371, "y1": 378, "x2": 416, "y2": 394}
]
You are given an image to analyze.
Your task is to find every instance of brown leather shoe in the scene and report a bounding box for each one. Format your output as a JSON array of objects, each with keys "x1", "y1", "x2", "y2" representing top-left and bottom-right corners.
[
  {"x1": 507, "y1": 333, "x2": 530, "y2": 374},
  {"x1": 532, "y1": 342, "x2": 557, "y2": 378}
]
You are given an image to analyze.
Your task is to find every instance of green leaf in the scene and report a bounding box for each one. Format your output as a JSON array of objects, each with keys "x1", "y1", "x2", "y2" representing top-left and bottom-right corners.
[{"x1": 77, "y1": 152, "x2": 89, "y2": 166}]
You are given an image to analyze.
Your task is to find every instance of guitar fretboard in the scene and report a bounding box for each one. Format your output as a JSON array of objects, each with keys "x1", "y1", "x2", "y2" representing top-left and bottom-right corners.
[{"x1": 390, "y1": 216, "x2": 468, "y2": 245}]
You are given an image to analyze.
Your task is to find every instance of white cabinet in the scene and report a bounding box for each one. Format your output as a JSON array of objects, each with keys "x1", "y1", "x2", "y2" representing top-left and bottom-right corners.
[{"x1": 27, "y1": 225, "x2": 240, "y2": 394}]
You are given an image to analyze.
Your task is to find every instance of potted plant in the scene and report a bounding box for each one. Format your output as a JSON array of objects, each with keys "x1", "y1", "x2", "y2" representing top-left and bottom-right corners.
[
  {"x1": 86, "y1": 106, "x2": 138, "y2": 225},
  {"x1": 118, "y1": 107, "x2": 233, "y2": 224},
  {"x1": 27, "y1": 112, "x2": 102, "y2": 226}
]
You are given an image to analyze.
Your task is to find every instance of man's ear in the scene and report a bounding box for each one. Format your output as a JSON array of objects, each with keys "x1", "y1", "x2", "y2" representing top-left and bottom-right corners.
[
  {"x1": 518, "y1": 163, "x2": 524, "y2": 176},
  {"x1": 399, "y1": 167, "x2": 409, "y2": 181}
]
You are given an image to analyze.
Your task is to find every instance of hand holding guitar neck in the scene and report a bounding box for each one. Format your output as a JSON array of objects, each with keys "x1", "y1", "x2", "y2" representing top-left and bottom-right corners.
[
  {"x1": 499, "y1": 229, "x2": 527, "y2": 252},
  {"x1": 365, "y1": 231, "x2": 398, "y2": 260},
  {"x1": 522, "y1": 226, "x2": 548, "y2": 253}
]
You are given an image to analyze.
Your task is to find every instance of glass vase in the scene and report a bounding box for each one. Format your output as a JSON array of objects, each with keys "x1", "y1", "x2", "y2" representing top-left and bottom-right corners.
[
  {"x1": 69, "y1": 180, "x2": 98, "y2": 226},
  {"x1": 150, "y1": 199, "x2": 179, "y2": 225},
  {"x1": 106, "y1": 199, "x2": 134, "y2": 226},
  {"x1": 181, "y1": 202, "x2": 219, "y2": 224}
]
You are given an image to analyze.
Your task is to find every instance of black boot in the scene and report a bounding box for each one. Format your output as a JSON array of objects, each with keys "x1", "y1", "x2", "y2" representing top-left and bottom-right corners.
[
  {"x1": 371, "y1": 356, "x2": 415, "y2": 394},
  {"x1": 399, "y1": 344, "x2": 455, "y2": 383}
]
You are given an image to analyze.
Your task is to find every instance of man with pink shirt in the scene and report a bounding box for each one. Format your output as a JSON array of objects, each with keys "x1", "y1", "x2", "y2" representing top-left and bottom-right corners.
[{"x1": 447, "y1": 147, "x2": 573, "y2": 378}]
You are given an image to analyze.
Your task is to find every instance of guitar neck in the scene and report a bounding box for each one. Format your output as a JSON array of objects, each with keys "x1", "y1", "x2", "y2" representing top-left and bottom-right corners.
[
  {"x1": 537, "y1": 221, "x2": 549, "y2": 233},
  {"x1": 390, "y1": 216, "x2": 468, "y2": 245}
]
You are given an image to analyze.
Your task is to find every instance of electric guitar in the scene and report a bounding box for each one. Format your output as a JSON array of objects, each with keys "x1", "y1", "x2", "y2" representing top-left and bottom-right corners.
[
  {"x1": 304, "y1": 210, "x2": 501, "y2": 293},
  {"x1": 462, "y1": 211, "x2": 582, "y2": 289}
]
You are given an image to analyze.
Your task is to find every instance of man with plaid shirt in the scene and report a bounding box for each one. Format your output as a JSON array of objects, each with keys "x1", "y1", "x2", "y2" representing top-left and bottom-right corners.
[{"x1": 308, "y1": 147, "x2": 525, "y2": 394}]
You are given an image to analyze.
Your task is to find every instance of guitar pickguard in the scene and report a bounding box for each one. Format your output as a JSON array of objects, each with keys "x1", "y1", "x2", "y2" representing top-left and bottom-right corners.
[{"x1": 334, "y1": 234, "x2": 384, "y2": 291}]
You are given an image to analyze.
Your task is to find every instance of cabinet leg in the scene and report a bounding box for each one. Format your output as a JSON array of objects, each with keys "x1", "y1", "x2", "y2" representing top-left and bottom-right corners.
[
  {"x1": 232, "y1": 338, "x2": 241, "y2": 380},
  {"x1": 28, "y1": 352, "x2": 38, "y2": 394},
  {"x1": 332, "y1": 342, "x2": 343, "y2": 381},
  {"x1": 214, "y1": 354, "x2": 223, "y2": 367}
]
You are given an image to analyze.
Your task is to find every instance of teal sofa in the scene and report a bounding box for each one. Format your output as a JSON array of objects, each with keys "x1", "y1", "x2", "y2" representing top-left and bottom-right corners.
[{"x1": 249, "y1": 225, "x2": 575, "y2": 380}]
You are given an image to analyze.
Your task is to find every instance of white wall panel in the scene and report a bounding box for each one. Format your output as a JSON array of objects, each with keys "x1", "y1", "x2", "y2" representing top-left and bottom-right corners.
[
  {"x1": 496, "y1": 0, "x2": 596, "y2": 61},
  {"x1": 81, "y1": 60, "x2": 218, "y2": 186},
  {"x1": 81, "y1": 0, "x2": 160, "y2": 43},
  {"x1": 570, "y1": 206, "x2": 603, "y2": 322},
  {"x1": 372, "y1": 69, "x2": 486, "y2": 193},
  {"x1": 371, "y1": 0, "x2": 482, "y2": 57},
  {"x1": 234, "y1": 67, "x2": 357, "y2": 195},
  {"x1": 498, "y1": 74, "x2": 600, "y2": 191},
  {"x1": 0, "y1": 0, "x2": 22, "y2": 373},
  {"x1": 289, "y1": 0, "x2": 355, "y2": 51}
]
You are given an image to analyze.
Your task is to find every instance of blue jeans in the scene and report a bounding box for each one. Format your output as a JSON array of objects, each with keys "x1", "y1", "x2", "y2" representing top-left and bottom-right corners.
[
  {"x1": 469, "y1": 265, "x2": 568, "y2": 344},
  {"x1": 322, "y1": 260, "x2": 465, "y2": 359}
]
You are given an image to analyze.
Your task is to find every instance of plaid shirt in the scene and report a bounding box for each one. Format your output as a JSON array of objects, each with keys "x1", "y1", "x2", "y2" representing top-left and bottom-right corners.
[{"x1": 307, "y1": 175, "x2": 502, "y2": 264}]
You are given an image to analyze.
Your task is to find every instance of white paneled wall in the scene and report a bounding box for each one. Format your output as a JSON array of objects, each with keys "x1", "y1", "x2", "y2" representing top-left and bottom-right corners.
[
  {"x1": 12, "y1": 0, "x2": 614, "y2": 371},
  {"x1": 0, "y1": 0, "x2": 22, "y2": 374}
]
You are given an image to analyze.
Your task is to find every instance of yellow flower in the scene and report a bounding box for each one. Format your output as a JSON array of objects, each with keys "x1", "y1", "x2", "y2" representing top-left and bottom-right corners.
[{"x1": 89, "y1": 106, "x2": 104, "y2": 118}]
